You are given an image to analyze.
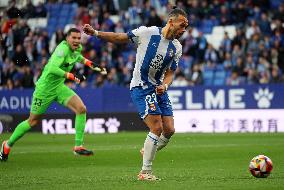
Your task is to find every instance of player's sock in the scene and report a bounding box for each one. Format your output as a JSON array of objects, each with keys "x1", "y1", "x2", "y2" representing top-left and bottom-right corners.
[
  {"x1": 75, "y1": 113, "x2": 86, "y2": 146},
  {"x1": 142, "y1": 132, "x2": 159, "y2": 171},
  {"x1": 7, "y1": 120, "x2": 31, "y2": 147},
  {"x1": 157, "y1": 134, "x2": 170, "y2": 151}
]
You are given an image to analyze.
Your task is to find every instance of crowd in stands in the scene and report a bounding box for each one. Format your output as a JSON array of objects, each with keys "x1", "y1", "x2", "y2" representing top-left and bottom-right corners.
[{"x1": 0, "y1": 0, "x2": 283, "y2": 90}]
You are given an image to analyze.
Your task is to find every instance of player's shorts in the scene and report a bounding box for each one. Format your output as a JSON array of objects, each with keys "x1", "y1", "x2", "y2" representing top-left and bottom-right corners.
[
  {"x1": 130, "y1": 86, "x2": 173, "y2": 119},
  {"x1": 31, "y1": 84, "x2": 76, "y2": 114}
]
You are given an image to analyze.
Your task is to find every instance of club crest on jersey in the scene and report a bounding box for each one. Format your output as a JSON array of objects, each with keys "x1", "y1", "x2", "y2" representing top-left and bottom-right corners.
[
  {"x1": 168, "y1": 49, "x2": 174, "y2": 57},
  {"x1": 149, "y1": 103, "x2": 156, "y2": 111}
]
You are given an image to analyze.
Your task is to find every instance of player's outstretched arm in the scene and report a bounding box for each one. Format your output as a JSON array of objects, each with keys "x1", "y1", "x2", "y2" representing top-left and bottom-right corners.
[{"x1": 82, "y1": 24, "x2": 129, "y2": 44}]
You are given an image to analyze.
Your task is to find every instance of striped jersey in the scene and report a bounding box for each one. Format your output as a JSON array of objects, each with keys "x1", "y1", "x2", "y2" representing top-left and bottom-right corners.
[{"x1": 127, "y1": 26, "x2": 182, "y2": 89}]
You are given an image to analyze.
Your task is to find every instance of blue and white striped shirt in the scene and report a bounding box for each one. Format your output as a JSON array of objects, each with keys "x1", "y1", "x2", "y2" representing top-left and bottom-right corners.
[{"x1": 127, "y1": 26, "x2": 182, "y2": 89}]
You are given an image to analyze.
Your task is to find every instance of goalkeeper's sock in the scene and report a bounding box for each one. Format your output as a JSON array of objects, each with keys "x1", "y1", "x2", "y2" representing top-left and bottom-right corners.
[
  {"x1": 157, "y1": 134, "x2": 170, "y2": 151},
  {"x1": 142, "y1": 132, "x2": 159, "y2": 171},
  {"x1": 7, "y1": 120, "x2": 31, "y2": 147},
  {"x1": 75, "y1": 113, "x2": 86, "y2": 146}
]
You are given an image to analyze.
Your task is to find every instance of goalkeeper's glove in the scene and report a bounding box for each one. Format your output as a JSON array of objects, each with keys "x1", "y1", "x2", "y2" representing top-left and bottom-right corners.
[
  {"x1": 66, "y1": 72, "x2": 86, "y2": 84},
  {"x1": 84, "y1": 59, "x2": 107, "y2": 75}
]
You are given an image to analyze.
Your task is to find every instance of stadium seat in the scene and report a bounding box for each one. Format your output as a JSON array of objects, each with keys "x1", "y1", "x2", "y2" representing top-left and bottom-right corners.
[
  {"x1": 213, "y1": 78, "x2": 225, "y2": 85},
  {"x1": 215, "y1": 71, "x2": 226, "y2": 79},
  {"x1": 215, "y1": 64, "x2": 225, "y2": 71},
  {"x1": 203, "y1": 70, "x2": 214, "y2": 86}
]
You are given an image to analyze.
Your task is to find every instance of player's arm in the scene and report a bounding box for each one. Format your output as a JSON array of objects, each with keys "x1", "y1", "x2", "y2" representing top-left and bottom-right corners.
[
  {"x1": 156, "y1": 68, "x2": 174, "y2": 95},
  {"x1": 83, "y1": 24, "x2": 129, "y2": 44},
  {"x1": 156, "y1": 45, "x2": 182, "y2": 95},
  {"x1": 48, "y1": 49, "x2": 85, "y2": 83}
]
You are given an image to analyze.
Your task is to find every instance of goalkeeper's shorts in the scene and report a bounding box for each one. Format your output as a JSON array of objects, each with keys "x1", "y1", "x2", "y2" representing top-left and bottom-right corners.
[{"x1": 31, "y1": 84, "x2": 76, "y2": 114}]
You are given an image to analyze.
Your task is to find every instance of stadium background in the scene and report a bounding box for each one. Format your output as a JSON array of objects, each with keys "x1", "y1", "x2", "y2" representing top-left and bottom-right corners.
[{"x1": 0, "y1": 0, "x2": 284, "y2": 189}]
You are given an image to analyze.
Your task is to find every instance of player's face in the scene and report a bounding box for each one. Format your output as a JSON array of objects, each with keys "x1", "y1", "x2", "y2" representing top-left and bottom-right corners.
[
  {"x1": 170, "y1": 15, "x2": 188, "y2": 39},
  {"x1": 67, "y1": 32, "x2": 81, "y2": 50}
]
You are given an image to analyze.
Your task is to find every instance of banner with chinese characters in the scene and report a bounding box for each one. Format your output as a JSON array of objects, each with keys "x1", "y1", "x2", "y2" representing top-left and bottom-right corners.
[{"x1": 174, "y1": 110, "x2": 284, "y2": 133}]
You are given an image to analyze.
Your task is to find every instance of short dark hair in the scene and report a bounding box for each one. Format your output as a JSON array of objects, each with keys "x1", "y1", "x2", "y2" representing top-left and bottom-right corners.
[
  {"x1": 66, "y1": 28, "x2": 80, "y2": 36},
  {"x1": 168, "y1": 8, "x2": 187, "y2": 19}
]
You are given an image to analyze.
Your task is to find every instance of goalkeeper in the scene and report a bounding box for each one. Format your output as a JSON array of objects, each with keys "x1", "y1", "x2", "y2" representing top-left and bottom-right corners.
[{"x1": 0, "y1": 28, "x2": 106, "y2": 161}]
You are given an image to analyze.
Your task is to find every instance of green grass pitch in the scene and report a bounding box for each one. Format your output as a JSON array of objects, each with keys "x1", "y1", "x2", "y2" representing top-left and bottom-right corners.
[{"x1": 0, "y1": 132, "x2": 283, "y2": 190}]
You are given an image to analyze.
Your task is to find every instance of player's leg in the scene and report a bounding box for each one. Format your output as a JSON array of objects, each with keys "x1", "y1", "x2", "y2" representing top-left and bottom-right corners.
[
  {"x1": 1, "y1": 93, "x2": 51, "y2": 161},
  {"x1": 56, "y1": 85, "x2": 93, "y2": 156},
  {"x1": 66, "y1": 95, "x2": 93, "y2": 156},
  {"x1": 130, "y1": 87, "x2": 162, "y2": 180},
  {"x1": 158, "y1": 116, "x2": 175, "y2": 151},
  {"x1": 156, "y1": 92, "x2": 175, "y2": 151},
  {"x1": 140, "y1": 114, "x2": 162, "y2": 172}
]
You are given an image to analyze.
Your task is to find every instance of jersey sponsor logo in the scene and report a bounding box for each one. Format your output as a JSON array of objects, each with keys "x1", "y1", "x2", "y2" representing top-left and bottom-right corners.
[{"x1": 150, "y1": 54, "x2": 163, "y2": 70}]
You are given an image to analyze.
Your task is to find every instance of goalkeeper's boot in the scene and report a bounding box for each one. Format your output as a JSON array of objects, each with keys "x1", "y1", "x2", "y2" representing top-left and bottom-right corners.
[
  {"x1": 73, "y1": 146, "x2": 94, "y2": 156},
  {"x1": 0, "y1": 141, "x2": 10, "y2": 162},
  {"x1": 138, "y1": 170, "x2": 160, "y2": 181}
]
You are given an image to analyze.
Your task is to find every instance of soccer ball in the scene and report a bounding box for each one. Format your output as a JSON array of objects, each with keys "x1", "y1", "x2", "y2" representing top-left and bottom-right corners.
[{"x1": 249, "y1": 155, "x2": 273, "y2": 178}]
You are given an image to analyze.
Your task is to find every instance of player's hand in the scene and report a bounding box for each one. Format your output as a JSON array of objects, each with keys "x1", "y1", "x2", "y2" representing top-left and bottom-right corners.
[
  {"x1": 86, "y1": 60, "x2": 107, "y2": 75},
  {"x1": 66, "y1": 73, "x2": 86, "y2": 84},
  {"x1": 82, "y1": 24, "x2": 98, "y2": 36},
  {"x1": 155, "y1": 84, "x2": 166, "y2": 95}
]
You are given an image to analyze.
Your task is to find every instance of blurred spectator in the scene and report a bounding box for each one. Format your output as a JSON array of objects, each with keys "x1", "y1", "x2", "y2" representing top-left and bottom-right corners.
[
  {"x1": 188, "y1": 64, "x2": 203, "y2": 86},
  {"x1": 171, "y1": 71, "x2": 188, "y2": 87},
  {"x1": 21, "y1": 65, "x2": 34, "y2": 88},
  {"x1": 21, "y1": 0, "x2": 36, "y2": 18},
  {"x1": 34, "y1": 2, "x2": 47, "y2": 18},
  {"x1": 126, "y1": 0, "x2": 142, "y2": 29},
  {"x1": 195, "y1": 31, "x2": 207, "y2": 61},
  {"x1": 204, "y1": 43, "x2": 219, "y2": 65},
  {"x1": 246, "y1": 20, "x2": 260, "y2": 39},
  {"x1": 270, "y1": 66, "x2": 282, "y2": 83},
  {"x1": 6, "y1": 0, "x2": 22, "y2": 19},
  {"x1": 226, "y1": 69, "x2": 241, "y2": 86},
  {"x1": 12, "y1": 44, "x2": 30, "y2": 68},
  {"x1": 146, "y1": 7, "x2": 163, "y2": 27},
  {"x1": 220, "y1": 32, "x2": 232, "y2": 54}
]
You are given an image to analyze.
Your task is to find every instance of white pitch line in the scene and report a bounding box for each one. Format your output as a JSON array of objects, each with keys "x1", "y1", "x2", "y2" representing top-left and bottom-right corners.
[{"x1": 10, "y1": 143, "x2": 282, "y2": 155}]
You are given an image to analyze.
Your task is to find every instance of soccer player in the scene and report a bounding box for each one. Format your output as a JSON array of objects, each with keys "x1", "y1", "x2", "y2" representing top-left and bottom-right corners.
[
  {"x1": 0, "y1": 28, "x2": 106, "y2": 161},
  {"x1": 83, "y1": 8, "x2": 188, "y2": 180}
]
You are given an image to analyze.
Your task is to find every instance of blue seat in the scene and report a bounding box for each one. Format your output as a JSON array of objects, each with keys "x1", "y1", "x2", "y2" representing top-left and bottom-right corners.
[
  {"x1": 60, "y1": 9, "x2": 69, "y2": 17},
  {"x1": 203, "y1": 70, "x2": 214, "y2": 79},
  {"x1": 62, "y1": 4, "x2": 71, "y2": 11},
  {"x1": 215, "y1": 64, "x2": 224, "y2": 71},
  {"x1": 215, "y1": 71, "x2": 226, "y2": 79},
  {"x1": 48, "y1": 17, "x2": 57, "y2": 25},
  {"x1": 204, "y1": 79, "x2": 213, "y2": 86},
  {"x1": 213, "y1": 78, "x2": 225, "y2": 85}
]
